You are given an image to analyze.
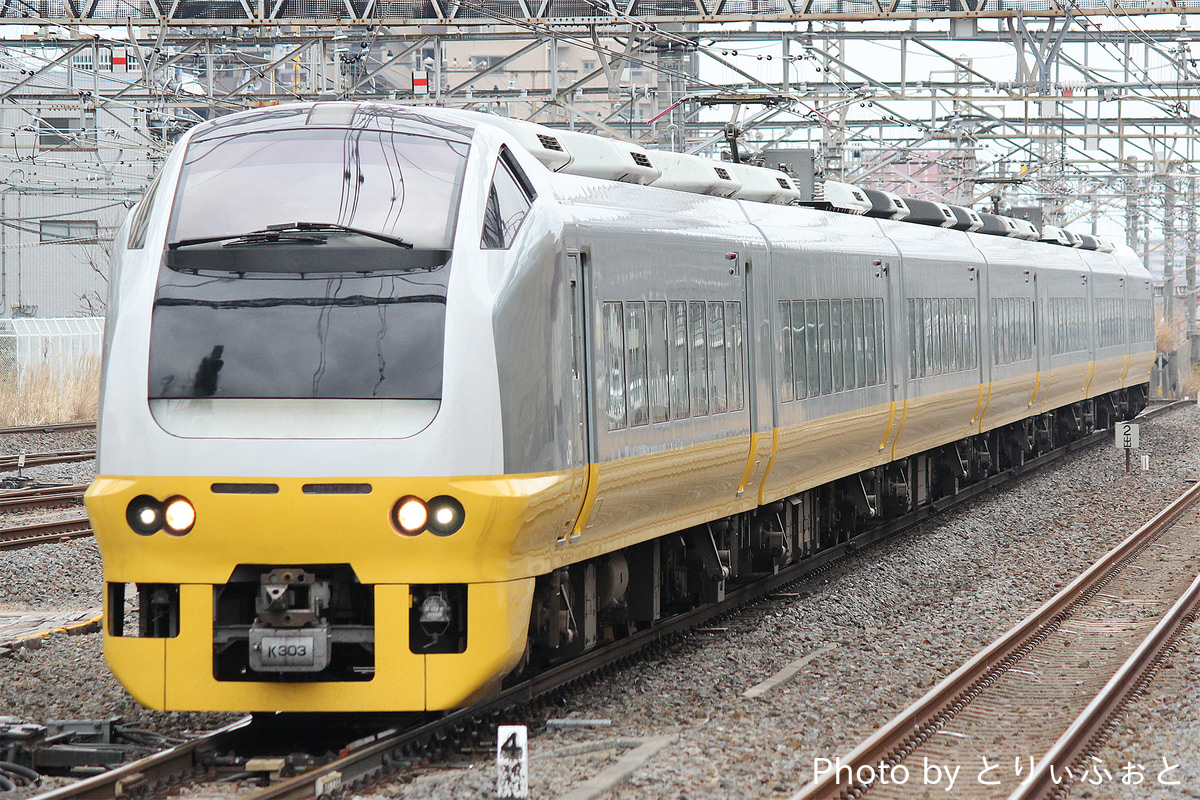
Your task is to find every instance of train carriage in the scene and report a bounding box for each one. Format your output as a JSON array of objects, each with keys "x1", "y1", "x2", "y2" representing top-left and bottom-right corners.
[{"x1": 85, "y1": 102, "x2": 1154, "y2": 712}]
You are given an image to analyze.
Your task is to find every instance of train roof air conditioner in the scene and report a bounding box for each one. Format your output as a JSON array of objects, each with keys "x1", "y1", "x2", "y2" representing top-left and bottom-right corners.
[
  {"x1": 810, "y1": 180, "x2": 871, "y2": 214},
  {"x1": 723, "y1": 161, "x2": 805, "y2": 204},
  {"x1": 555, "y1": 130, "x2": 661, "y2": 185},
  {"x1": 648, "y1": 150, "x2": 742, "y2": 197},
  {"x1": 1039, "y1": 224, "x2": 1072, "y2": 246}
]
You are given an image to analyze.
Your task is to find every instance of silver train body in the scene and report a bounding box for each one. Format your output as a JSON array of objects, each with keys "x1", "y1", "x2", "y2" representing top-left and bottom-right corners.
[{"x1": 86, "y1": 102, "x2": 1154, "y2": 712}]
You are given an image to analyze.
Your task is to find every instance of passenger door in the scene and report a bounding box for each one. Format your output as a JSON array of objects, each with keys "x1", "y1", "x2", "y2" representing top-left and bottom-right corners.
[{"x1": 560, "y1": 250, "x2": 592, "y2": 545}]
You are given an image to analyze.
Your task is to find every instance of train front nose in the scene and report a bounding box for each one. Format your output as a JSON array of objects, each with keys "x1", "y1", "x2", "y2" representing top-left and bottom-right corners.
[{"x1": 87, "y1": 475, "x2": 538, "y2": 712}]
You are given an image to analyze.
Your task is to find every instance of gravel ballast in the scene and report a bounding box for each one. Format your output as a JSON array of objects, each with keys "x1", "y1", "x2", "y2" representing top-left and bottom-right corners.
[{"x1": 3, "y1": 408, "x2": 1200, "y2": 799}]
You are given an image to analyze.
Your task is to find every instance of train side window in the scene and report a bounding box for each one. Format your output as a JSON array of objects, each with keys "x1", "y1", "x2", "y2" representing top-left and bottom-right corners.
[
  {"x1": 648, "y1": 302, "x2": 670, "y2": 423},
  {"x1": 907, "y1": 299, "x2": 918, "y2": 378},
  {"x1": 1012, "y1": 298, "x2": 1021, "y2": 361},
  {"x1": 954, "y1": 299, "x2": 964, "y2": 371},
  {"x1": 994, "y1": 298, "x2": 1004, "y2": 365},
  {"x1": 779, "y1": 301, "x2": 794, "y2": 403},
  {"x1": 480, "y1": 148, "x2": 534, "y2": 250},
  {"x1": 878, "y1": 300, "x2": 886, "y2": 381},
  {"x1": 847, "y1": 300, "x2": 859, "y2": 388},
  {"x1": 945, "y1": 299, "x2": 955, "y2": 371},
  {"x1": 864, "y1": 300, "x2": 876, "y2": 386},
  {"x1": 951, "y1": 299, "x2": 962, "y2": 371},
  {"x1": 961, "y1": 299, "x2": 970, "y2": 370},
  {"x1": 708, "y1": 302, "x2": 727, "y2": 414},
  {"x1": 1060, "y1": 299, "x2": 1068, "y2": 353},
  {"x1": 806, "y1": 300, "x2": 820, "y2": 397},
  {"x1": 626, "y1": 302, "x2": 649, "y2": 427},
  {"x1": 1082, "y1": 301, "x2": 1088, "y2": 350},
  {"x1": 603, "y1": 302, "x2": 626, "y2": 430},
  {"x1": 1062, "y1": 300, "x2": 1069, "y2": 352},
  {"x1": 1056, "y1": 299, "x2": 1065, "y2": 354},
  {"x1": 1082, "y1": 300, "x2": 1089, "y2": 350},
  {"x1": 670, "y1": 301, "x2": 690, "y2": 419},
  {"x1": 933, "y1": 299, "x2": 941, "y2": 374},
  {"x1": 967, "y1": 298, "x2": 978, "y2": 369},
  {"x1": 852, "y1": 299, "x2": 865, "y2": 389},
  {"x1": 1011, "y1": 299, "x2": 1020, "y2": 361},
  {"x1": 1048, "y1": 299, "x2": 1056, "y2": 354},
  {"x1": 1064, "y1": 299, "x2": 1071, "y2": 352},
  {"x1": 839, "y1": 300, "x2": 853, "y2": 389},
  {"x1": 727, "y1": 302, "x2": 744, "y2": 412},
  {"x1": 1007, "y1": 298, "x2": 1016, "y2": 364},
  {"x1": 940, "y1": 299, "x2": 949, "y2": 373},
  {"x1": 830, "y1": 301, "x2": 844, "y2": 393},
  {"x1": 1026, "y1": 299, "x2": 1033, "y2": 357},
  {"x1": 817, "y1": 300, "x2": 832, "y2": 395},
  {"x1": 790, "y1": 301, "x2": 806, "y2": 400},
  {"x1": 689, "y1": 302, "x2": 709, "y2": 415},
  {"x1": 924, "y1": 298, "x2": 936, "y2": 377}
]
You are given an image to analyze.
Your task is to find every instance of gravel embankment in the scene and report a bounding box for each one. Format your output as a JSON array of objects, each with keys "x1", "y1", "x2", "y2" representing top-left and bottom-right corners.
[
  {"x1": 3, "y1": 410, "x2": 1200, "y2": 799},
  {"x1": 0, "y1": 426, "x2": 99, "y2": 608}
]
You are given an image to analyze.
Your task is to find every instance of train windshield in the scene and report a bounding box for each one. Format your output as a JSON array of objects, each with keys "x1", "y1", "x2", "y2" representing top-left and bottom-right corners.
[
  {"x1": 148, "y1": 128, "x2": 468, "y2": 402},
  {"x1": 166, "y1": 128, "x2": 467, "y2": 249}
]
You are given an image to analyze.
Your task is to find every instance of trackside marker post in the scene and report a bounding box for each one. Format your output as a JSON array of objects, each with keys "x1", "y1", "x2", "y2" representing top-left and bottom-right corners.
[
  {"x1": 497, "y1": 725, "x2": 528, "y2": 799},
  {"x1": 1116, "y1": 421, "x2": 1139, "y2": 473}
]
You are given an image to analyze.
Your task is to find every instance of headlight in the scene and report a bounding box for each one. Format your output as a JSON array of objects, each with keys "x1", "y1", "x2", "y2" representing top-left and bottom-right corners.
[
  {"x1": 426, "y1": 496, "x2": 465, "y2": 536},
  {"x1": 392, "y1": 496, "x2": 428, "y2": 535},
  {"x1": 163, "y1": 496, "x2": 196, "y2": 535},
  {"x1": 126, "y1": 495, "x2": 163, "y2": 535}
]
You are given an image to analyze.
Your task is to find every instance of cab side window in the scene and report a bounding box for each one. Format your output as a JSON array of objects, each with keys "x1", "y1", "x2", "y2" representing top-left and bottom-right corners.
[{"x1": 481, "y1": 147, "x2": 535, "y2": 250}]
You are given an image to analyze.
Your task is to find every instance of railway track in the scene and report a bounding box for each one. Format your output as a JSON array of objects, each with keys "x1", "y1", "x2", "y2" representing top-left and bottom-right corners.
[
  {"x1": 0, "y1": 485, "x2": 88, "y2": 513},
  {"x1": 792, "y1": 457, "x2": 1200, "y2": 799},
  {"x1": 24, "y1": 402, "x2": 1187, "y2": 800},
  {"x1": 0, "y1": 422, "x2": 95, "y2": 436},
  {"x1": 0, "y1": 515, "x2": 92, "y2": 551},
  {"x1": 0, "y1": 450, "x2": 96, "y2": 472}
]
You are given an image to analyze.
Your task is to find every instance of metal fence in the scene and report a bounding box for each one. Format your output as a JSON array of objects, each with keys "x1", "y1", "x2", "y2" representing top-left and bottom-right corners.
[{"x1": 0, "y1": 317, "x2": 103, "y2": 377}]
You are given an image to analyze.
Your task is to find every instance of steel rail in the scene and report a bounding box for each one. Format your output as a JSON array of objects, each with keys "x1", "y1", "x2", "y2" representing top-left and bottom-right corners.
[
  {"x1": 31, "y1": 717, "x2": 254, "y2": 800},
  {"x1": 0, "y1": 485, "x2": 88, "y2": 513},
  {"x1": 1010, "y1": 541, "x2": 1200, "y2": 799},
  {"x1": 790, "y1": 470, "x2": 1200, "y2": 800},
  {"x1": 0, "y1": 515, "x2": 93, "y2": 550},
  {"x1": 0, "y1": 422, "x2": 95, "y2": 436},
  {"x1": 0, "y1": 450, "x2": 96, "y2": 472}
]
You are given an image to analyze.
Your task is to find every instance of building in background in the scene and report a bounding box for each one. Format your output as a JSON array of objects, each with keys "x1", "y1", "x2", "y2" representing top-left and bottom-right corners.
[{"x1": 0, "y1": 45, "x2": 157, "y2": 319}]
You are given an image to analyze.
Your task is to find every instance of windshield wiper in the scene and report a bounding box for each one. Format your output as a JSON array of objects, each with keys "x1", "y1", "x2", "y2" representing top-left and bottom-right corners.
[{"x1": 170, "y1": 222, "x2": 415, "y2": 250}]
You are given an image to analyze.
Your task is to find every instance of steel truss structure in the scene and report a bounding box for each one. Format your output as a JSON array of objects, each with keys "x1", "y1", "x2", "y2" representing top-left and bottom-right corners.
[{"x1": 4, "y1": 1, "x2": 1200, "y2": 26}]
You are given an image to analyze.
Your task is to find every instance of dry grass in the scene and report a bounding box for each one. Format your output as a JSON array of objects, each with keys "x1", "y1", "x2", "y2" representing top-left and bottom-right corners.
[
  {"x1": 0, "y1": 355, "x2": 100, "y2": 427},
  {"x1": 1180, "y1": 366, "x2": 1200, "y2": 400},
  {"x1": 1156, "y1": 310, "x2": 1186, "y2": 354}
]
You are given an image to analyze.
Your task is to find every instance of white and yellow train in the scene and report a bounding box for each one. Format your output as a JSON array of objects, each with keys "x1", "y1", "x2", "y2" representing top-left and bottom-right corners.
[{"x1": 85, "y1": 102, "x2": 1154, "y2": 712}]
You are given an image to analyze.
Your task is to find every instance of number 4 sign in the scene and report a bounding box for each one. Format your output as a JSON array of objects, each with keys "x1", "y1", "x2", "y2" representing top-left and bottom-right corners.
[{"x1": 497, "y1": 725, "x2": 528, "y2": 799}]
